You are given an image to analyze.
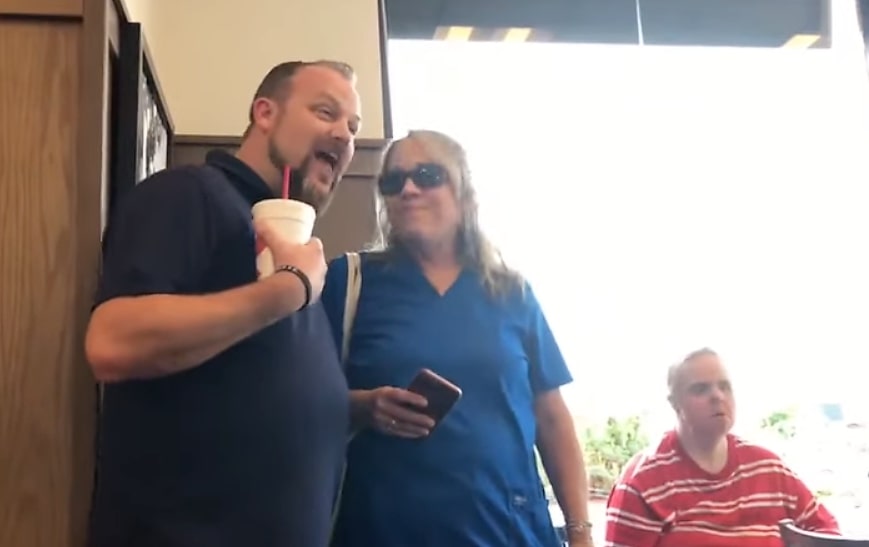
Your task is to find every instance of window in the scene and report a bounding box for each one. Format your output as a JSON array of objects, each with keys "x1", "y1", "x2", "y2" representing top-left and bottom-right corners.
[{"x1": 387, "y1": 4, "x2": 869, "y2": 537}]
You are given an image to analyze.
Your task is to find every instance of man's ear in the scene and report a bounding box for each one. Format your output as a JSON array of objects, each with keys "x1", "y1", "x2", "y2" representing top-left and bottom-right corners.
[
  {"x1": 667, "y1": 394, "x2": 678, "y2": 412},
  {"x1": 251, "y1": 97, "x2": 278, "y2": 131}
]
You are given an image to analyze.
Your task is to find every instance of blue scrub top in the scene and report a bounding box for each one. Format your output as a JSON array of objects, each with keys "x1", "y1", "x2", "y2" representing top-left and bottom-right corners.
[{"x1": 321, "y1": 252, "x2": 573, "y2": 547}]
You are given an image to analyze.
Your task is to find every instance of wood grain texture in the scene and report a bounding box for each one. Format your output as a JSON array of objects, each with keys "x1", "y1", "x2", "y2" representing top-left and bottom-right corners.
[
  {"x1": 0, "y1": 18, "x2": 96, "y2": 547},
  {"x1": 71, "y1": 0, "x2": 108, "y2": 545},
  {"x1": 0, "y1": 0, "x2": 82, "y2": 17}
]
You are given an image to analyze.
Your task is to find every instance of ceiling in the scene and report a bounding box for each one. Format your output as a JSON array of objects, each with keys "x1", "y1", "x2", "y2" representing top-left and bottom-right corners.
[{"x1": 383, "y1": 0, "x2": 832, "y2": 48}]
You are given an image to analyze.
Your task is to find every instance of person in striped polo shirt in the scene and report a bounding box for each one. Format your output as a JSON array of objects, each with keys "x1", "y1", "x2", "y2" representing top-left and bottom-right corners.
[{"x1": 604, "y1": 348, "x2": 838, "y2": 547}]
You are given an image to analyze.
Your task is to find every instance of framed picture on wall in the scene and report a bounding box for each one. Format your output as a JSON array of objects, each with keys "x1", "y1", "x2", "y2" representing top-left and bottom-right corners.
[
  {"x1": 138, "y1": 58, "x2": 170, "y2": 181},
  {"x1": 112, "y1": 22, "x2": 174, "y2": 207}
]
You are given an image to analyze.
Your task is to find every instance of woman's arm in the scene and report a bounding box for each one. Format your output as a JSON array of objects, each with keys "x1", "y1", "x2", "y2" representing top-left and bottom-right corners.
[
  {"x1": 349, "y1": 390, "x2": 373, "y2": 430},
  {"x1": 535, "y1": 388, "x2": 593, "y2": 545},
  {"x1": 518, "y1": 283, "x2": 590, "y2": 542}
]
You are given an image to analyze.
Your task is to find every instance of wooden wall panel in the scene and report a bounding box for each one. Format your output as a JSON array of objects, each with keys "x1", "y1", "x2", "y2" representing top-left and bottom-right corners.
[
  {"x1": 0, "y1": 19, "x2": 85, "y2": 547},
  {"x1": 0, "y1": 0, "x2": 108, "y2": 544},
  {"x1": 171, "y1": 135, "x2": 388, "y2": 258},
  {"x1": 0, "y1": 0, "x2": 82, "y2": 17}
]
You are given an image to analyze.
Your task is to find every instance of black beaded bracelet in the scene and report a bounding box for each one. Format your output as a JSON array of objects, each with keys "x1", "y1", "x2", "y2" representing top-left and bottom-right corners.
[{"x1": 275, "y1": 264, "x2": 312, "y2": 311}]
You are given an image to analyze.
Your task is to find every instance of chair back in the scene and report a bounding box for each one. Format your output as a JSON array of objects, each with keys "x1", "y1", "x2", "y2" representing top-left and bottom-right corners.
[{"x1": 779, "y1": 520, "x2": 869, "y2": 547}]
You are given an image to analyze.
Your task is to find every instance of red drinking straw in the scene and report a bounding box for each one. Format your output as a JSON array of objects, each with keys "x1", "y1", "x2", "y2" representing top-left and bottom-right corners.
[{"x1": 281, "y1": 166, "x2": 291, "y2": 199}]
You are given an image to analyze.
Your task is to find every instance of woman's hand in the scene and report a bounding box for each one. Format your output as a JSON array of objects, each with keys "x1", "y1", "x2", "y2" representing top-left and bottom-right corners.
[{"x1": 362, "y1": 387, "x2": 435, "y2": 438}]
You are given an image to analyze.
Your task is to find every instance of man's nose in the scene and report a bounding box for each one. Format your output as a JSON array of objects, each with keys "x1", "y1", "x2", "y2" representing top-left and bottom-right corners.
[{"x1": 330, "y1": 121, "x2": 354, "y2": 144}]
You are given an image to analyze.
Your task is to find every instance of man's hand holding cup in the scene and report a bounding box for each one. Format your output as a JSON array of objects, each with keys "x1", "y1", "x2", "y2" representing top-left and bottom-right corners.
[
  {"x1": 252, "y1": 197, "x2": 325, "y2": 313},
  {"x1": 255, "y1": 221, "x2": 327, "y2": 312}
]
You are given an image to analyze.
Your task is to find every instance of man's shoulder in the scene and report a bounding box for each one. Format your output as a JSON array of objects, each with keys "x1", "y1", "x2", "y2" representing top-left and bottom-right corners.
[
  {"x1": 133, "y1": 164, "x2": 229, "y2": 200},
  {"x1": 730, "y1": 434, "x2": 784, "y2": 464},
  {"x1": 621, "y1": 431, "x2": 684, "y2": 486},
  {"x1": 116, "y1": 164, "x2": 246, "y2": 228}
]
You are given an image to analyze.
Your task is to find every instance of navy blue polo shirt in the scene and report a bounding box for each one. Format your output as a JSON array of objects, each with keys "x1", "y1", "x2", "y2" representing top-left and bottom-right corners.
[{"x1": 89, "y1": 150, "x2": 349, "y2": 547}]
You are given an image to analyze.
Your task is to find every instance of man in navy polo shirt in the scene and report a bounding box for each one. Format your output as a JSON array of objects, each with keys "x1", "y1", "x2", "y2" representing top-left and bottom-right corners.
[{"x1": 85, "y1": 60, "x2": 362, "y2": 547}]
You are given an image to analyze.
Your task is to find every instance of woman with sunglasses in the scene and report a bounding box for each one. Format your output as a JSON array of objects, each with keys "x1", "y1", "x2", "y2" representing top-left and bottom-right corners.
[{"x1": 321, "y1": 130, "x2": 594, "y2": 547}]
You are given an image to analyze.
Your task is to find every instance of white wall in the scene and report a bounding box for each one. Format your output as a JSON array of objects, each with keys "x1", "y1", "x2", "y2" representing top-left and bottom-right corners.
[
  {"x1": 123, "y1": 0, "x2": 385, "y2": 138},
  {"x1": 120, "y1": 0, "x2": 154, "y2": 50}
]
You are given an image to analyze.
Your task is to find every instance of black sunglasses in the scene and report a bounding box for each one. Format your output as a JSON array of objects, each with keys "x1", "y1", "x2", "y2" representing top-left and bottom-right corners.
[{"x1": 378, "y1": 163, "x2": 447, "y2": 196}]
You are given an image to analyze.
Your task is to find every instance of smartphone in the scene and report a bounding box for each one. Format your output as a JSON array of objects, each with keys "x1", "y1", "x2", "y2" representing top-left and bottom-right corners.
[{"x1": 406, "y1": 368, "x2": 463, "y2": 427}]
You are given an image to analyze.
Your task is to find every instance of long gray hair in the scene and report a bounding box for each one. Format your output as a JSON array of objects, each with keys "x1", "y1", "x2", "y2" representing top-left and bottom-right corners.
[{"x1": 374, "y1": 130, "x2": 524, "y2": 298}]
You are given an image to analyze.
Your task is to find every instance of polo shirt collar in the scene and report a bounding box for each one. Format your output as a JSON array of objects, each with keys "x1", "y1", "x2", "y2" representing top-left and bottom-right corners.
[{"x1": 206, "y1": 149, "x2": 273, "y2": 205}]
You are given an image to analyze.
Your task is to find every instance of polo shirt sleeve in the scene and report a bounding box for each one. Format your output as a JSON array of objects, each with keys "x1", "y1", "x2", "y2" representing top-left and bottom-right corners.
[
  {"x1": 785, "y1": 463, "x2": 840, "y2": 534},
  {"x1": 95, "y1": 170, "x2": 217, "y2": 306},
  {"x1": 321, "y1": 253, "x2": 350, "y2": 352},
  {"x1": 522, "y1": 282, "x2": 573, "y2": 395}
]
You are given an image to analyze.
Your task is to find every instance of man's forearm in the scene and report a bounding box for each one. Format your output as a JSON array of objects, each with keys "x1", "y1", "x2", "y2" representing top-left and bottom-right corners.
[{"x1": 86, "y1": 274, "x2": 306, "y2": 382}]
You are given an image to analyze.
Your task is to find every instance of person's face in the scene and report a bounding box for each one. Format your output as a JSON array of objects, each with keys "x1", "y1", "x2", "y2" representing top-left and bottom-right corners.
[
  {"x1": 380, "y1": 139, "x2": 462, "y2": 249},
  {"x1": 254, "y1": 65, "x2": 361, "y2": 212},
  {"x1": 671, "y1": 354, "x2": 735, "y2": 439}
]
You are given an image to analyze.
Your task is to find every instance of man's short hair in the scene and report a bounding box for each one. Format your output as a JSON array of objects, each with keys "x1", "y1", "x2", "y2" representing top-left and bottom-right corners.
[
  {"x1": 667, "y1": 347, "x2": 718, "y2": 397},
  {"x1": 246, "y1": 60, "x2": 356, "y2": 124}
]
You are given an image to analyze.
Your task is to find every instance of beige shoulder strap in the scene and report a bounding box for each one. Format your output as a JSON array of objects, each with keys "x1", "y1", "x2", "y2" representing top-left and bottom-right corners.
[
  {"x1": 332, "y1": 252, "x2": 363, "y2": 537},
  {"x1": 341, "y1": 252, "x2": 362, "y2": 364}
]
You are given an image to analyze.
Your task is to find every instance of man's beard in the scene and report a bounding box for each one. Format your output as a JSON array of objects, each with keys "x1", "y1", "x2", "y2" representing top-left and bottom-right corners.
[{"x1": 267, "y1": 139, "x2": 338, "y2": 213}]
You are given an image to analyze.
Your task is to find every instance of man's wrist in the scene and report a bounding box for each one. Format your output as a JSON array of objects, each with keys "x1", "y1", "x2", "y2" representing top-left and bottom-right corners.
[
  {"x1": 260, "y1": 268, "x2": 307, "y2": 316},
  {"x1": 274, "y1": 264, "x2": 312, "y2": 310}
]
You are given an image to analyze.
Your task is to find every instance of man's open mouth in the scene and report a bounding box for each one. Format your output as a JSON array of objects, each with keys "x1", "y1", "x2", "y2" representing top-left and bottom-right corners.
[{"x1": 313, "y1": 150, "x2": 338, "y2": 169}]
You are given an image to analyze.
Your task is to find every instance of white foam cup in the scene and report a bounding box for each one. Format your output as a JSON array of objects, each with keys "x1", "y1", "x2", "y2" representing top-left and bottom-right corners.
[{"x1": 252, "y1": 198, "x2": 316, "y2": 278}]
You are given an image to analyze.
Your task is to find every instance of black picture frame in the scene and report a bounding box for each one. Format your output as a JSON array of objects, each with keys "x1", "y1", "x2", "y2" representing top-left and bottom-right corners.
[{"x1": 112, "y1": 22, "x2": 174, "y2": 208}]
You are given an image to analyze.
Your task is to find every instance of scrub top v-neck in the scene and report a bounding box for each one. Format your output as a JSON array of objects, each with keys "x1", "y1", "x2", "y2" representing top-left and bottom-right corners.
[{"x1": 321, "y1": 252, "x2": 573, "y2": 547}]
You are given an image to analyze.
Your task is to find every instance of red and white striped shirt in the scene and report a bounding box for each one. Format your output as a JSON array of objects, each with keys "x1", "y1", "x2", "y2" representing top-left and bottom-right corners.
[{"x1": 604, "y1": 430, "x2": 839, "y2": 547}]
